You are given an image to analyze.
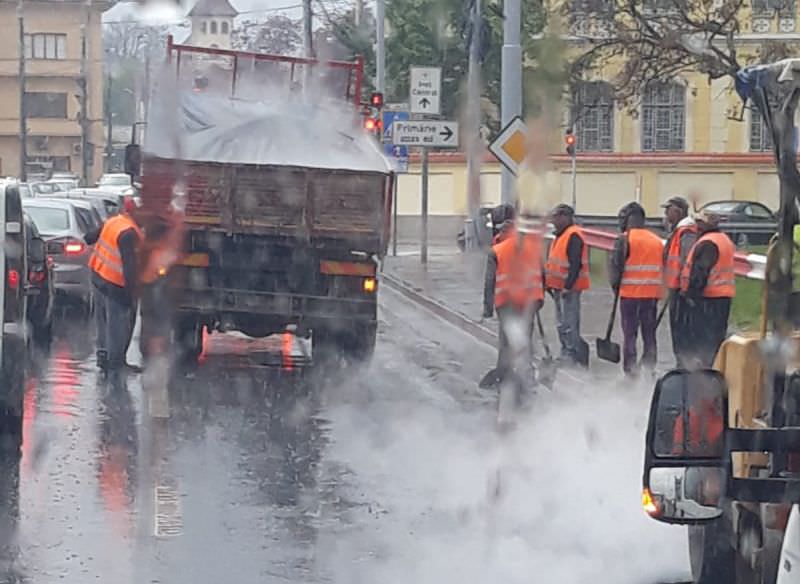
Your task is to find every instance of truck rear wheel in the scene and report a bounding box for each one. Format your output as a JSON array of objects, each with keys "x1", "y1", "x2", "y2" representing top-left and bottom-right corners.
[
  {"x1": 175, "y1": 319, "x2": 203, "y2": 366},
  {"x1": 689, "y1": 521, "x2": 735, "y2": 584}
]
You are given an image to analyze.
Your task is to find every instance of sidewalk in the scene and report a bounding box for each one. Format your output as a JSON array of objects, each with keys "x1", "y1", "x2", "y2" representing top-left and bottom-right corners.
[{"x1": 381, "y1": 244, "x2": 675, "y2": 373}]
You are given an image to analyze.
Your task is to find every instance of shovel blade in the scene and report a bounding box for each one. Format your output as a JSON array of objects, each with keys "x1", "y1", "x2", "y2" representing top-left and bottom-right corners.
[
  {"x1": 479, "y1": 367, "x2": 503, "y2": 389},
  {"x1": 596, "y1": 337, "x2": 621, "y2": 364}
]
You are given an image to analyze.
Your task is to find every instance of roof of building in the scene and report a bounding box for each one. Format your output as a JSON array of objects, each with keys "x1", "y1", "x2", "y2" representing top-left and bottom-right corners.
[{"x1": 188, "y1": 0, "x2": 237, "y2": 17}]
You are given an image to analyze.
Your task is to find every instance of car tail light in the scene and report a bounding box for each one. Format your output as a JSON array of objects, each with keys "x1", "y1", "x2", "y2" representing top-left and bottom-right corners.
[
  {"x1": 28, "y1": 270, "x2": 46, "y2": 284},
  {"x1": 7, "y1": 269, "x2": 19, "y2": 290},
  {"x1": 64, "y1": 240, "x2": 86, "y2": 256}
]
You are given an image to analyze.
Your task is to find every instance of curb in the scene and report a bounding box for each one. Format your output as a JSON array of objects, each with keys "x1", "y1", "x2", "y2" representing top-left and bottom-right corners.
[{"x1": 381, "y1": 272, "x2": 498, "y2": 347}]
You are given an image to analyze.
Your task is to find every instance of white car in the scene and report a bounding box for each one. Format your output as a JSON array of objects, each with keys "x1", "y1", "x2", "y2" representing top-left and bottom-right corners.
[
  {"x1": 778, "y1": 505, "x2": 800, "y2": 584},
  {"x1": 96, "y1": 173, "x2": 133, "y2": 195}
]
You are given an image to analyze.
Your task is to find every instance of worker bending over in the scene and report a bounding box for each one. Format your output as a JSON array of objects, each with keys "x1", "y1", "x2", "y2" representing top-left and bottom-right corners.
[
  {"x1": 483, "y1": 212, "x2": 545, "y2": 385},
  {"x1": 679, "y1": 209, "x2": 736, "y2": 368},
  {"x1": 662, "y1": 196, "x2": 697, "y2": 367},
  {"x1": 545, "y1": 204, "x2": 590, "y2": 367},
  {"x1": 609, "y1": 202, "x2": 664, "y2": 376}
]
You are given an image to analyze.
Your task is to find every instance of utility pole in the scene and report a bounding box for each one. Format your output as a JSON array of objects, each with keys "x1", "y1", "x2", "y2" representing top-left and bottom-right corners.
[
  {"x1": 465, "y1": 0, "x2": 482, "y2": 250},
  {"x1": 303, "y1": 0, "x2": 313, "y2": 58},
  {"x1": 105, "y1": 73, "x2": 112, "y2": 172},
  {"x1": 80, "y1": 1, "x2": 91, "y2": 186},
  {"x1": 376, "y1": 0, "x2": 385, "y2": 94},
  {"x1": 17, "y1": 0, "x2": 27, "y2": 181},
  {"x1": 500, "y1": 0, "x2": 521, "y2": 205},
  {"x1": 355, "y1": 0, "x2": 364, "y2": 26}
]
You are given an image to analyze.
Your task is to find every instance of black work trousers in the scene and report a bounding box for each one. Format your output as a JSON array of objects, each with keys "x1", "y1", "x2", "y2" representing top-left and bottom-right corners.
[{"x1": 684, "y1": 296, "x2": 732, "y2": 368}]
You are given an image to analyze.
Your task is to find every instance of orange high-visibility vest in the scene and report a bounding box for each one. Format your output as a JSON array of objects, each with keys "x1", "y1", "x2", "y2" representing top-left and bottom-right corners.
[
  {"x1": 619, "y1": 228, "x2": 665, "y2": 299},
  {"x1": 545, "y1": 224, "x2": 590, "y2": 291},
  {"x1": 89, "y1": 214, "x2": 142, "y2": 287},
  {"x1": 664, "y1": 224, "x2": 698, "y2": 290},
  {"x1": 493, "y1": 230, "x2": 544, "y2": 308},
  {"x1": 680, "y1": 232, "x2": 736, "y2": 298}
]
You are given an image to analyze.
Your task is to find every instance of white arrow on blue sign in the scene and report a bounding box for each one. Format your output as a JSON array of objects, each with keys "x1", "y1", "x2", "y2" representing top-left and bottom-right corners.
[{"x1": 382, "y1": 111, "x2": 409, "y2": 172}]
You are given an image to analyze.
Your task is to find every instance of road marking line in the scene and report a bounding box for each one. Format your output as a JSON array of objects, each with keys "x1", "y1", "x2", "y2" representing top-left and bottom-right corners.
[{"x1": 154, "y1": 484, "x2": 183, "y2": 538}]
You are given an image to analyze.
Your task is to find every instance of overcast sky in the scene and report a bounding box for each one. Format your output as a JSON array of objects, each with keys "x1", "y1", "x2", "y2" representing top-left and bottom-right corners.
[{"x1": 103, "y1": 0, "x2": 363, "y2": 23}]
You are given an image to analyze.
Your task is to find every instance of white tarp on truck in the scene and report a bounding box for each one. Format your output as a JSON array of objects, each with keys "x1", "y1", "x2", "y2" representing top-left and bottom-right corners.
[{"x1": 143, "y1": 90, "x2": 393, "y2": 174}]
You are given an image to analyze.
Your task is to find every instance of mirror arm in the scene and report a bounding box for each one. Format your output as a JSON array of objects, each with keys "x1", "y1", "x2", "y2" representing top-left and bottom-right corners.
[
  {"x1": 728, "y1": 427, "x2": 800, "y2": 452},
  {"x1": 730, "y1": 477, "x2": 800, "y2": 504}
]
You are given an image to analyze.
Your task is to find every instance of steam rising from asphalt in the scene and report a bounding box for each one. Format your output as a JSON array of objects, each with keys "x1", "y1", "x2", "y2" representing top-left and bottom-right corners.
[{"x1": 318, "y1": 370, "x2": 692, "y2": 584}]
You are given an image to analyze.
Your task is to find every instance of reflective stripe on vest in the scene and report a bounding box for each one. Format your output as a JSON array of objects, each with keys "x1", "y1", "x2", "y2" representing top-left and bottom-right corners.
[
  {"x1": 90, "y1": 214, "x2": 142, "y2": 287},
  {"x1": 664, "y1": 225, "x2": 698, "y2": 289},
  {"x1": 619, "y1": 228, "x2": 664, "y2": 299},
  {"x1": 545, "y1": 224, "x2": 590, "y2": 291},
  {"x1": 680, "y1": 231, "x2": 736, "y2": 298},
  {"x1": 494, "y1": 230, "x2": 544, "y2": 308}
]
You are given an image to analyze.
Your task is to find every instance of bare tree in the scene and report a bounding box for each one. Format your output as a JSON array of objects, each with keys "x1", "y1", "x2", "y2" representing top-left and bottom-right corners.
[
  {"x1": 560, "y1": 0, "x2": 795, "y2": 110},
  {"x1": 233, "y1": 16, "x2": 303, "y2": 55}
]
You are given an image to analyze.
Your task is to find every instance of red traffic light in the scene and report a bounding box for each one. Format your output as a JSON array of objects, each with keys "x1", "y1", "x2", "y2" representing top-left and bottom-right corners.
[
  {"x1": 370, "y1": 92, "x2": 384, "y2": 108},
  {"x1": 565, "y1": 133, "x2": 576, "y2": 146}
]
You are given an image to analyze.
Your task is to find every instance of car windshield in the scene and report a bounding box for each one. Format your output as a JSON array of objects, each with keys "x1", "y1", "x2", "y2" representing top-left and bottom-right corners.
[
  {"x1": 31, "y1": 183, "x2": 56, "y2": 195},
  {"x1": 99, "y1": 175, "x2": 130, "y2": 186},
  {"x1": 703, "y1": 202, "x2": 740, "y2": 214},
  {"x1": 24, "y1": 206, "x2": 69, "y2": 234}
]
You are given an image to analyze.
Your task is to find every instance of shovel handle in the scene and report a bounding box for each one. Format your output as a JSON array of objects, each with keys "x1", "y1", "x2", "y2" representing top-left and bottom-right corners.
[
  {"x1": 605, "y1": 289, "x2": 620, "y2": 340},
  {"x1": 535, "y1": 310, "x2": 552, "y2": 360}
]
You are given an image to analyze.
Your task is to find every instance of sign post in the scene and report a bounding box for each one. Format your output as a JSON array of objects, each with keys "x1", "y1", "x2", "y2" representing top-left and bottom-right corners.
[
  {"x1": 421, "y1": 148, "x2": 429, "y2": 265},
  {"x1": 409, "y1": 67, "x2": 441, "y2": 115}
]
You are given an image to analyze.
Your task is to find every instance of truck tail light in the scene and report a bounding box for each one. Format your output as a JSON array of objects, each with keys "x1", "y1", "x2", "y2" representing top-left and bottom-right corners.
[{"x1": 363, "y1": 277, "x2": 377, "y2": 293}]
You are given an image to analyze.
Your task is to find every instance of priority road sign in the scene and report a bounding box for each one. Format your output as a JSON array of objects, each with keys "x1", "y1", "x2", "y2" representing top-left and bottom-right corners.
[
  {"x1": 392, "y1": 121, "x2": 459, "y2": 148},
  {"x1": 489, "y1": 116, "x2": 528, "y2": 176},
  {"x1": 409, "y1": 67, "x2": 441, "y2": 115}
]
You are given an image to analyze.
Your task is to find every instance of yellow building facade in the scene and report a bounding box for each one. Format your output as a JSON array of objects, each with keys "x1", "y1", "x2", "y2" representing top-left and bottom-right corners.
[
  {"x1": 395, "y1": 4, "x2": 793, "y2": 237},
  {"x1": 0, "y1": 0, "x2": 107, "y2": 182}
]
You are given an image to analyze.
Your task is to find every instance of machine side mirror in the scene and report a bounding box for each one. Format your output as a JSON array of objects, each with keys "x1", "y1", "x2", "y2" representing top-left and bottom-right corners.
[
  {"x1": 642, "y1": 369, "x2": 728, "y2": 524},
  {"x1": 124, "y1": 144, "x2": 141, "y2": 178},
  {"x1": 29, "y1": 237, "x2": 46, "y2": 264}
]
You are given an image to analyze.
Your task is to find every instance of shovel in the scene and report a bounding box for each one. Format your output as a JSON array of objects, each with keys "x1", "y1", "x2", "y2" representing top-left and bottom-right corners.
[
  {"x1": 596, "y1": 289, "x2": 621, "y2": 363},
  {"x1": 655, "y1": 292, "x2": 672, "y2": 330},
  {"x1": 535, "y1": 311, "x2": 557, "y2": 389}
]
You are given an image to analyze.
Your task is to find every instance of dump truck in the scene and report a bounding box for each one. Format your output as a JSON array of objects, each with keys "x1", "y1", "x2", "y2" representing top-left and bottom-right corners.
[
  {"x1": 640, "y1": 59, "x2": 800, "y2": 584},
  {"x1": 126, "y1": 39, "x2": 393, "y2": 363}
]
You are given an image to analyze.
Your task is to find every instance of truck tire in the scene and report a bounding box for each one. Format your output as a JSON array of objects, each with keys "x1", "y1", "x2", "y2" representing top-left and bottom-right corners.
[
  {"x1": 689, "y1": 520, "x2": 735, "y2": 584},
  {"x1": 176, "y1": 319, "x2": 203, "y2": 366},
  {"x1": 342, "y1": 323, "x2": 376, "y2": 362}
]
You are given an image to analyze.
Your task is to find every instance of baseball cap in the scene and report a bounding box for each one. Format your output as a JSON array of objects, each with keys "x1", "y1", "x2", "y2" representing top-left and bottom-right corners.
[{"x1": 661, "y1": 196, "x2": 689, "y2": 212}]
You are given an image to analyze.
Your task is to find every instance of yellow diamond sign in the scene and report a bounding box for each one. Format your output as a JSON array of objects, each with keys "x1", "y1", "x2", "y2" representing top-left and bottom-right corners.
[{"x1": 489, "y1": 116, "x2": 528, "y2": 176}]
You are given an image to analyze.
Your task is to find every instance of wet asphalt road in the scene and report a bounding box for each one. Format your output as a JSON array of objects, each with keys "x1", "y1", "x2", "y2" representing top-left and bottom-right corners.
[{"x1": 0, "y1": 288, "x2": 694, "y2": 584}]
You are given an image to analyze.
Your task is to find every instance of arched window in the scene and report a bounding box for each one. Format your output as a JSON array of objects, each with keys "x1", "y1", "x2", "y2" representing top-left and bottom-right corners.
[
  {"x1": 642, "y1": 82, "x2": 685, "y2": 152},
  {"x1": 571, "y1": 81, "x2": 614, "y2": 152},
  {"x1": 221, "y1": 21, "x2": 229, "y2": 34},
  {"x1": 210, "y1": 21, "x2": 218, "y2": 34}
]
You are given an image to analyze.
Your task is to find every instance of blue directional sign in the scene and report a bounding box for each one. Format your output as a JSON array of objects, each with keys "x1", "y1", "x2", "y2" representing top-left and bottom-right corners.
[{"x1": 382, "y1": 110, "x2": 409, "y2": 173}]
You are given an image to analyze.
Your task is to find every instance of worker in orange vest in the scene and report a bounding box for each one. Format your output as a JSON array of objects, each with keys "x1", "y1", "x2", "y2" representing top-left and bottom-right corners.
[
  {"x1": 87, "y1": 196, "x2": 143, "y2": 378},
  {"x1": 662, "y1": 196, "x2": 698, "y2": 367},
  {"x1": 609, "y1": 202, "x2": 664, "y2": 376},
  {"x1": 490, "y1": 203, "x2": 516, "y2": 245},
  {"x1": 680, "y1": 209, "x2": 736, "y2": 368},
  {"x1": 482, "y1": 213, "x2": 545, "y2": 386},
  {"x1": 545, "y1": 204, "x2": 590, "y2": 367}
]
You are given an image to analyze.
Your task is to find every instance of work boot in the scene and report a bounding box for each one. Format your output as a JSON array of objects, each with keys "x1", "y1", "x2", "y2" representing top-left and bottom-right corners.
[{"x1": 96, "y1": 350, "x2": 109, "y2": 372}]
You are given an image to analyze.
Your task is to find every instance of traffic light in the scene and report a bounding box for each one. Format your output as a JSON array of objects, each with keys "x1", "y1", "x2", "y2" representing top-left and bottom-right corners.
[
  {"x1": 565, "y1": 129, "x2": 576, "y2": 156},
  {"x1": 364, "y1": 116, "x2": 382, "y2": 135},
  {"x1": 370, "y1": 92, "x2": 384, "y2": 108}
]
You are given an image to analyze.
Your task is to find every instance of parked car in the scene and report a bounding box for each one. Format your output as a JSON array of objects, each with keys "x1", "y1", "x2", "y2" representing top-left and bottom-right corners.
[
  {"x1": 60, "y1": 188, "x2": 122, "y2": 217},
  {"x1": 699, "y1": 200, "x2": 777, "y2": 246},
  {"x1": 21, "y1": 199, "x2": 94, "y2": 310},
  {"x1": 96, "y1": 173, "x2": 132, "y2": 195},
  {"x1": 24, "y1": 213, "x2": 53, "y2": 344},
  {"x1": 0, "y1": 180, "x2": 29, "y2": 443}
]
